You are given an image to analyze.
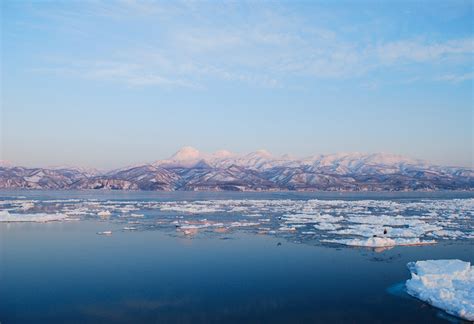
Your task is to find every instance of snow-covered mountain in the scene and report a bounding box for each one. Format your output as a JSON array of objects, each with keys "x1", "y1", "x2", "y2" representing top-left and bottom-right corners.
[
  {"x1": 0, "y1": 160, "x2": 14, "y2": 168},
  {"x1": 1, "y1": 147, "x2": 472, "y2": 191}
]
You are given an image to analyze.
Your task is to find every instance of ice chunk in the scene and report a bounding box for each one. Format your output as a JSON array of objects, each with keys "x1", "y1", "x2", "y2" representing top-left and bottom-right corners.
[
  {"x1": 97, "y1": 231, "x2": 112, "y2": 235},
  {"x1": 348, "y1": 215, "x2": 424, "y2": 226},
  {"x1": 314, "y1": 223, "x2": 342, "y2": 231},
  {"x1": 283, "y1": 213, "x2": 343, "y2": 224},
  {"x1": 428, "y1": 230, "x2": 466, "y2": 239},
  {"x1": 97, "y1": 210, "x2": 111, "y2": 217},
  {"x1": 182, "y1": 228, "x2": 199, "y2": 236},
  {"x1": 323, "y1": 237, "x2": 436, "y2": 247},
  {"x1": 229, "y1": 222, "x2": 260, "y2": 227},
  {"x1": 330, "y1": 223, "x2": 442, "y2": 238},
  {"x1": 20, "y1": 202, "x2": 35, "y2": 211},
  {"x1": 279, "y1": 226, "x2": 296, "y2": 231},
  {"x1": 406, "y1": 260, "x2": 474, "y2": 321},
  {"x1": 0, "y1": 210, "x2": 68, "y2": 223},
  {"x1": 179, "y1": 224, "x2": 209, "y2": 230}
]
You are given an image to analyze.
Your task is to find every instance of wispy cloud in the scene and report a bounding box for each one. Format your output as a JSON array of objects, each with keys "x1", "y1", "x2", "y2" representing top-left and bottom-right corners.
[
  {"x1": 434, "y1": 71, "x2": 474, "y2": 83},
  {"x1": 22, "y1": 0, "x2": 474, "y2": 89},
  {"x1": 375, "y1": 38, "x2": 474, "y2": 63},
  {"x1": 33, "y1": 61, "x2": 199, "y2": 88}
]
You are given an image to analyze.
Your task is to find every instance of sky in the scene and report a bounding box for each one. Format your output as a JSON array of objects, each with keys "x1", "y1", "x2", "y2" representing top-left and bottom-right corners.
[{"x1": 1, "y1": 0, "x2": 473, "y2": 169}]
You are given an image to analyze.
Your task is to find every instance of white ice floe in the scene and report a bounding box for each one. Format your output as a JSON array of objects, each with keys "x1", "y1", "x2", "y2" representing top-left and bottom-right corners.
[
  {"x1": 0, "y1": 210, "x2": 68, "y2": 222},
  {"x1": 97, "y1": 231, "x2": 112, "y2": 235},
  {"x1": 314, "y1": 223, "x2": 342, "y2": 231},
  {"x1": 159, "y1": 202, "x2": 225, "y2": 214},
  {"x1": 330, "y1": 223, "x2": 442, "y2": 239},
  {"x1": 323, "y1": 237, "x2": 436, "y2": 247},
  {"x1": 20, "y1": 202, "x2": 35, "y2": 211},
  {"x1": 283, "y1": 213, "x2": 344, "y2": 224},
  {"x1": 406, "y1": 259, "x2": 474, "y2": 321},
  {"x1": 279, "y1": 226, "x2": 297, "y2": 231},
  {"x1": 116, "y1": 205, "x2": 139, "y2": 213},
  {"x1": 348, "y1": 215, "x2": 425, "y2": 226},
  {"x1": 428, "y1": 230, "x2": 466, "y2": 239},
  {"x1": 179, "y1": 224, "x2": 212, "y2": 230},
  {"x1": 229, "y1": 221, "x2": 260, "y2": 227}
]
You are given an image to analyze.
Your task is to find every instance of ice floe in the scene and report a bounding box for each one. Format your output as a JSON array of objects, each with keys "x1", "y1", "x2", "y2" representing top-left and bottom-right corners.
[
  {"x1": 323, "y1": 237, "x2": 436, "y2": 247},
  {"x1": 0, "y1": 210, "x2": 68, "y2": 222},
  {"x1": 0, "y1": 197, "x2": 472, "y2": 246},
  {"x1": 406, "y1": 259, "x2": 474, "y2": 321},
  {"x1": 314, "y1": 223, "x2": 342, "y2": 231},
  {"x1": 347, "y1": 215, "x2": 425, "y2": 226},
  {"x1": 97, "y1": 231, "x2": 112, "y2": 235},
  {"x1": 98, "y1": 210, "x2": 112, "y2": 217}
]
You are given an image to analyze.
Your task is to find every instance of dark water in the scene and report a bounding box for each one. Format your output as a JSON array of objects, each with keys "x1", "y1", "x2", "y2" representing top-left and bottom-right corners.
[
  {"x1": 2, "y1": 189, "x2": 473, "y2": 201},
  {"x1": 1, "y1": 191, "x2": 473, "y2": 323}
]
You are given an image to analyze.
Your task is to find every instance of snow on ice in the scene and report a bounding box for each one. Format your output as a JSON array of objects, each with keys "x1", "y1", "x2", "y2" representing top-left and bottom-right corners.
[{"x1": 406, "y1": 259, "x2": 474, "y2": 321}]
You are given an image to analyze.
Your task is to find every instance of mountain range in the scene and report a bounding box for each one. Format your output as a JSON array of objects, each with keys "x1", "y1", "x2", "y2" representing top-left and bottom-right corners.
[{"x1": 0, "y1": 147, "x2": 472, "y2": 191}]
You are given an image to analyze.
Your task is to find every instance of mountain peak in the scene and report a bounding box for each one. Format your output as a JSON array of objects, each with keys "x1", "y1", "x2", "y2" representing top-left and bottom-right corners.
[
  {"x1": 364, "y1": 152, "x2": 420, "y2": 165},
  {"x1": 212, "y1": 150, "x2": 234, "y2": 159},
  {"x1": 0, "y1": 160, "x2": 13, "y2": 167},
  {"x1": 170, "y1": 146, "x2": 201, "y2": 161},
  {"x1": 248, "y1": 149, "x2": 272, "y2": 158}
]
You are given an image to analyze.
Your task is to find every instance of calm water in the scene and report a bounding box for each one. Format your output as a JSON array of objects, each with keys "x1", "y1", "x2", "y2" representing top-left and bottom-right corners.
[{"x1": 1, "y1": 190, "x2": 473, "y2": 323}]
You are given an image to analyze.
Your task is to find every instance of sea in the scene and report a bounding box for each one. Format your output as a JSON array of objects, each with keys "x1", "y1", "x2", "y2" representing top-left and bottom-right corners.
[{"x1": 1, "y1": 190, "x2": 473, "y2": 323}]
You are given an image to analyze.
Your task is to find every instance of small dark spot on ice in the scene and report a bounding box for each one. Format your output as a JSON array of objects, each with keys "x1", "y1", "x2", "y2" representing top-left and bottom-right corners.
[{"x1": 277, "y1": 242, "x2": 282, "y2": 246}]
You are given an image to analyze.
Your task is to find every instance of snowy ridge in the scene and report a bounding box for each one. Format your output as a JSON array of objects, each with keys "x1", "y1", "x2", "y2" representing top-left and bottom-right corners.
[{"x1": 0, "y1": 147, "x2": 472, "y2": 191}]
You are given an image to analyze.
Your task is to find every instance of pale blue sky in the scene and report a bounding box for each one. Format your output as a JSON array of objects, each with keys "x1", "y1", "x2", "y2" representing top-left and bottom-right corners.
[{"x1": 1, "y1": 0, "x2": 473, "y2": 168}]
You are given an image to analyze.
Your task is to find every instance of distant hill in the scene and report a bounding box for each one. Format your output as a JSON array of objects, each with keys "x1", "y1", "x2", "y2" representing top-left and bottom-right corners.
[{"x1": 1, "y1": 147, "x2": 472, "y2": 191}]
